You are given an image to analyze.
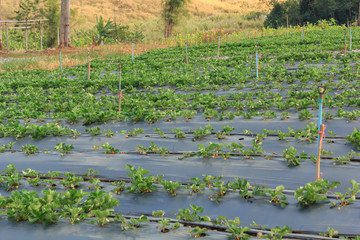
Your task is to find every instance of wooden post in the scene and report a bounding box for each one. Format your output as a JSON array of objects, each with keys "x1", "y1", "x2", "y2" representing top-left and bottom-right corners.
[
  {"x1": 39, "y1": 21, "x2": 43, "y2": 51},
  {"x1": 87, "y1": 51, "x2": 90, "y2": 80},
  {"x1": 25, "y1": 18, "x2": 28, "y2": 52},
  {"x1": 59, "y1": 51, "x2": 62, "y2": 70},
  {"x1": 255, "y1": 45, "x2": 259, "y2": 78},
  {"x1": 57, "y1": 27, "x2": 60, "y2": 46},
  {"x1": 5, "y1": 22, "x2": 8, "y2": 52},
  {"x1": 302, "y1": 23, "x2": 305, "y2": 40},
  {"x1": 316, "y1": 124, "x2": 325, "y2": 181},
  {"x1": 131, "y1": 42, "x2": 134, "y2": 61},
  {"x1": 286, "y1": 14, "x2": 289, "y2": 36},
  {"x1": 33, "y1": 27, "x2": 37, "y2": 50},
  {"x1": 118, "y1": 63, "x2": 122, "y2": 112},
  {"x1": 217, "y1": 36, "x2": 220, "y2": 58}
]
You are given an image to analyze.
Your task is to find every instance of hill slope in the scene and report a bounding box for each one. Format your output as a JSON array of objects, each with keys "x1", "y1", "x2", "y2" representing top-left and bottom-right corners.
[{"x1": 3, "y1": 0, "x2": 271, "y2": 26}]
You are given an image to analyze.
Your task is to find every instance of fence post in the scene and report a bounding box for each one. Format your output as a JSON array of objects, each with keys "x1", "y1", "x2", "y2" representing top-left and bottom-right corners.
[
  {"x1": 39, "y1": 21, "x2": 43, "y2": 51},
  {"x1": 25, "y1": 18, "x2": 28, "y2": 52},
  {"x1": 5, "y1": 22, "x2": 9, "y2": 52},
  {"x1": 132, "y1": 42, "x2": 134, "y2": 61},
  {"x1": 59, "y1": 51, "x2": 62, "y2": 70},
  {"x1": 57, "y1": 27, "x2": 60, "y2": 46},
  {"x1": 217, "y1": 36, "x2": 220, "y2": 58},
  {"x1": 87, "y1": 50, "x2": 90, "y2": 80}
]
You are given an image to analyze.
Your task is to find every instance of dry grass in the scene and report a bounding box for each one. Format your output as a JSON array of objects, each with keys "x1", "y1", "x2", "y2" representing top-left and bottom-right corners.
[{"x1": 2, "y1": 0, "x2": 277, "y2": 28}]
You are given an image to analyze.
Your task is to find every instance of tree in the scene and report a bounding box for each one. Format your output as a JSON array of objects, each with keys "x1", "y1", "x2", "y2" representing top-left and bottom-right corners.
[
  {"x1": 40, "y1": 0, "x2": 60, "y2": 47},
  {"x1": 162, "y1": 0, "x2": 190, "y2": 38},
  {"x1": 59, "y1": 0, "x2": 71, "y2": 47}
]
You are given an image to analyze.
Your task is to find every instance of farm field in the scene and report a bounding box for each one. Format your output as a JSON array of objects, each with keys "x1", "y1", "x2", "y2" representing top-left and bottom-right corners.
[{"x1": 0, "y1": 24, "x2": 360, "y2": 239}]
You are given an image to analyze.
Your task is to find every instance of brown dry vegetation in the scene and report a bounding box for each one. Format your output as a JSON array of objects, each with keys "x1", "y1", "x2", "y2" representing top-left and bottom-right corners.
[{"x1": 3, "y1": 0, "x2": 275, "y2": 28}]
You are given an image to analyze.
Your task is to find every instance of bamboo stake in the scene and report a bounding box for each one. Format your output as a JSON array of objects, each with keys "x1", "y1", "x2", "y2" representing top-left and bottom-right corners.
[
  {"x1": 316, "y1": 124, "x2": 326, "y2": 181},
  {"x1": 316, "y1": 86, "x2": 325, "y2": 180}
]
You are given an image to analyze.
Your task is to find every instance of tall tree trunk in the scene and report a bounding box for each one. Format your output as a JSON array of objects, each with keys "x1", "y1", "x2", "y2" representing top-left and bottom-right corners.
[
  {"x1": 59, "y1": 0, "x2": 71, "y2": 47},
  {"x1": 0, "y1": 0, "x2": 3, "y2": 50}
]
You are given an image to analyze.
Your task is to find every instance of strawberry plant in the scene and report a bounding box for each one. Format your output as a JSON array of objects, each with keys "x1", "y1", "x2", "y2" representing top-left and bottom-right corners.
[
  {"x1": 136, "y1": 142, "x2": 169, "y2": 156},
  {"x1": 264, "y1": 185, "x2": 289, "y2": 208},
  {"x1": 85, "y1": 127, "x2": 102, "y2": 136},
  {"x1": 170, "y1": 128, "x2": 186, "y2": 138},
  {"x1": 345, "y1": 128, "x2": 360, "y2": 150},
  {"x1": 121, "y1": 128, "x2": 144, "y2": 137},
  {"x1": 153, "y1": 128, "x2": 167, "y2": 138},
  {"x1": 21, "y1": 144, "x2": 39, "y2": 155},
  {"x1": 54, "y1": 143, "x2": 74, "y2": 156},
  {"x1": 263, "y1": 225, "x2": 292, "y2": 240},
  {"x1": 91, "y1": 209, "x2": 114, "y2": 226},
  {"x1": 215, "y1": 126, "x2": 235, "y2": 140},
  {"x1": 60, "y1": 205, "x2": 89, "y2": 224},
  {"x1": 112, "y1": 181, "x2": 126, "y2": 194},
  {"x1": 331, "y1": 180, "x2": 360, "y2": 208},
  {"x1": 209, "y1": 180, "x2": 231, "y2": 202},
  {"x1": 231, "y1": 178, "x2": 252, "y2": 199},
  {"x1": 83, "y1": 190, "x2": 120, "y2": 212},
  {"x1": 176, "y1": 204, "x2": 211, "y2": 222},
  {"x1": 0, "y1": 142, "x2": 15, "y2": 153},
  {"x1": 125, "y1": 165, "x2": 157, "y2": 193},
  {"x1": 88, "y1": 178, "x2": 102, "y2": 190},
  {"x1": 219, "y1": 216, "x2": 251, "y2": 240},
  {"x1": 294, "y1": 179, "x2": 340, "y2": 207},
  {"x1": 104, "y1": 129, "x2": 115, "y2": 138},
  {"x1": 298, "y1": 109, "x2": 314, "y2": 120},
  {"x1": 60, "y1": 172, "x2": 84, "y2": 189},
  {"x1": 41, "y1": 170, "x2": 61, "y2": 188},
  {"x1": 187, "y1": 226, "x2": 208, "y2": 237},
  {"x1": 282, "y1": 147, "x2": 300, "y2": 166},
  {"x1": 202, "y1": 174, "x2": 222, "y2": 188},
  {"x1": 101, "y1": 142, "x2": 119, "y2": 154},
  {"x1": 192, "y1": 124, "x2": 214, "y2": 141},
  {"x1": 160, "y1": 180, "x2": 181, "y2": 196},
  {"x1": 186, "y1": 177, "x2": 206, "y2": 194}
]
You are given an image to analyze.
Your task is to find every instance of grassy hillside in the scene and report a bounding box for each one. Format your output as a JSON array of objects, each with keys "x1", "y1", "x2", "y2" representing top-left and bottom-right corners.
[{"x1": 3, "y1": 0, "x2": 272, "y2": 24}]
